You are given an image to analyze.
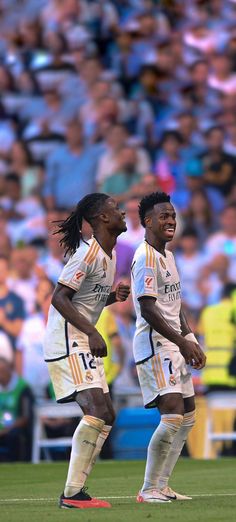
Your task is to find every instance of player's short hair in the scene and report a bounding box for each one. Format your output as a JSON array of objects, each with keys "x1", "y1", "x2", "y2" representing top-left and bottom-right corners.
[
  {"x1": 138, "y1": 191, "x2": 171, "y2": 228},
  {"x1": 54, "y1": 193, "x2": 110, "y2": 256}
]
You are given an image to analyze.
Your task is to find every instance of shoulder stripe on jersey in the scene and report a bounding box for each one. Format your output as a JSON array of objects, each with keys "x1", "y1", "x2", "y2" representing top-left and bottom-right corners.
[
  {"x1": 84, "y1": 240, "x2": 100, "y2": 265},
  {"x1": 84, "y1": 238, "x2": 96, "y2": 263},
  {"x1": 145, "y1": 242, "x2": 156, "y2": 268},
  {"x1": 87, "y1": 243, "x2": 100, "y2": 265}
]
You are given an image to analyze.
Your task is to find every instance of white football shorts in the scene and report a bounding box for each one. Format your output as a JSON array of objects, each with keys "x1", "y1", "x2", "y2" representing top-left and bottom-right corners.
[
  {"x1": 136, "y1": 349, "x2": 194, "y2": 408},
  {"x1": 47, "y1": 347, "x2": 109, "y2": 403}
]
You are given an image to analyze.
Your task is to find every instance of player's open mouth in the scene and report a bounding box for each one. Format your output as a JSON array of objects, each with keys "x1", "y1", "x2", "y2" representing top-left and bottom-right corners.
[{"x1": 164, "y1": 228, "x2": 175, "y2": 237}]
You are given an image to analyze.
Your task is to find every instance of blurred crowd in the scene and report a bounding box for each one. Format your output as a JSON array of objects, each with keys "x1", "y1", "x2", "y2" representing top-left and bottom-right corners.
[{"x1": 1, "y1": 0, "x2": 236, "y2": 460}]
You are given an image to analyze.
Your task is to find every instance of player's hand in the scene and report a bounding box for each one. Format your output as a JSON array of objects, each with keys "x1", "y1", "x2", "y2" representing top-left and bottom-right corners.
[
  {"x1": 191, "y1": 343, "x2": 206, "y2": 369},
  {"x1": 88, "y1": 330, "x2": 107, "y2": 357},
  {"x1": 115, "y1": 282, "x2": 130, "y2": 302},
  {"x1": 179, "y1": 339, "x2": 206, "y2": 369}
]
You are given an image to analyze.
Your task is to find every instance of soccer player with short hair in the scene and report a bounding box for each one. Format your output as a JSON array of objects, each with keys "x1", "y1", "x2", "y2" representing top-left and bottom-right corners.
[
  {"x1": 131, "y1": 191, "x2": 206, "y2": 503},
  {"x1": 44, "y1": 193, "x2": 130, "y2": 509}
]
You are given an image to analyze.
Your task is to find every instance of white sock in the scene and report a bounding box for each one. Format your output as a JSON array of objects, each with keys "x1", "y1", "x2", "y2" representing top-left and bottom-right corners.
[
  {"x1": 158, "y1": 410, "x2": 196, "y2": 490},
  {"x1": 142, "y1": 414, "x2": 183, "y2": 492},
  {"x1": 64, "y1": 415, "x2": 104, "y2": 497},
  {"x1": 85, "y1": 425, "x2": 112, "y2": 477}
]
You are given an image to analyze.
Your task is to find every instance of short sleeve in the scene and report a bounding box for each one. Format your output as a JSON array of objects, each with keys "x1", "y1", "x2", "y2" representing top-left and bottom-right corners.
[
  {"x1": 132, "y1": 251, "x2": 158, "y2": 300},
  {"x1": 58, "y1": 249, "x2": 89, "y2": 291}
]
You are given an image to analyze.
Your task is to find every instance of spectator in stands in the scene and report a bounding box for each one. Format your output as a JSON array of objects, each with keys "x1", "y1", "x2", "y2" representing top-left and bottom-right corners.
[
  {"x1": 16, "y1": 277, "x2": 53, "y2": 403},
  {"x1": 96, "y1": 123, "x2": 151, "y2": 187},
  {"x1": 96, "y1": 307, "x2": 125, "y2": 458},
  {"x1": 0, "y1": 255, "x2": 25, "y2": 350},
  {"x1": 205, "y1": 203, "x2": 236, "y2": 283},
  {"x1": 184, "y1": 189, "x2": 218, "y2": 242},
  {"x1": 0, "y1": 65, "x2": 16, "y2": 93},
  {"x1": 100, "y1": 146, "x2": 142, "y2": 205},
  {"x1": 44, "y1": 119, "x2": 99, "y2": 210},
  {"x1": 199, "y1": 253, "x2": 230, "y2": 306},
  {"x1": 79, "y1": 79, "x2": 113, "y2": 140},
  {"x1": 0, "y1": 230, "x2": 11, "y2": 259},
  {"x1": 0, "y1": 173, "x2": 46, "y2": 245},
  {"x1": 115, "y1": 240, "x2": 135, "y2": 282},
  {"x1": 189, "y1": 59, "x2": 215, "y2": 114},
  {"x1": 172, "y1": 157, "x2": 225, "y2": 215},
  {"x1": 201, "y1": 126, "x2": 236, "y2": 197},
  {"x1": 133, "y1": 65, "x2": 163, "y2": 118},
  {"x1": 33, "y1": 31, "x2": 74, "y2": 90},
  {"x1": 154, "y1": 130, "x2": 184, "y2": 195},
  {"x1": 176, "y1": 112, "x2": 203, "y2": 159},
  {"x1": 175, "y1": 227, "x2": 207, "y2": 319},
  {"x1": 183, "y1": 20, "x2": 220, "y2": 55},
  {"x1": 138, "y1": 173, "x2": 159, "y2": 197},
  {"x1": 111, "y1": 277, "x2": 137, "y2": 395},
  {"x1": 109, "y1": 27, "x2": 142, "y2": 93},
  {"x1": 224, "y1": 121, "x2": 236, "y2": 157},
  {"x1": 39, "y1": 217, "x2": 65, "y2": 285},
  {"x1": 118, "y1": 197, "x2": 144, "y2": 250},
  {"x1": 198, "y1": 283, "x2": 236, "y2": 456},
  {"x1": 8, "y1": 246, "x2": 39, "y2": 315},
  {"x1": 208, "y1": 53, "x2": 236, "y2": 95},
  {"x1": 8, "y1": 140, "x2": 43, "y2": 198},
  {"x1": 0, "y1": 337, "x2": 34, "y2": 462}
]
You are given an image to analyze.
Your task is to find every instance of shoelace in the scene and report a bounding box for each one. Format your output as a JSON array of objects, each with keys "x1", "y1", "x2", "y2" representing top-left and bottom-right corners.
[{"x1": 80, "y1": 487, "x2": 92, "y2": 500}]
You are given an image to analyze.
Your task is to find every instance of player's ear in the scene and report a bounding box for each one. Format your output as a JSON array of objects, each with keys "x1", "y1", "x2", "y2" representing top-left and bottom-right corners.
[
  {"x1": 144, "y1": 216, "x2": 152, "y2": 228},
  {"x1": 99, "y1": 212, "x2": 109, "y2": 223}
]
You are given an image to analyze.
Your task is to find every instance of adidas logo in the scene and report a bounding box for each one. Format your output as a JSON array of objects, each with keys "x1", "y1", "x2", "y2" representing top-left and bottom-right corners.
[
  {"x1": 72, "y1": 341, "x2": 78, "y2": 347},
  {"x1": 166, "y1": 271, "x2": 171, "y2": 277}
]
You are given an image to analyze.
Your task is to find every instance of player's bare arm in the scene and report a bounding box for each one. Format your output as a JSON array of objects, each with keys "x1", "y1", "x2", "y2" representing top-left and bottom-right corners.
[
  {"x1": 180, "y1": 306, "x2": 206, "y2": 369},
  {"x1": 179, "y1": 305, "x2": 192, "y2": 336},
  {"x1": 139, "y1": 296, "x2": 205, "y2": 367},
  {"x1": 106, "y1": 282, "x2": 130, "y2": 306},
  {"x1": 52, "y1": 283, "x2": 107, "y2": 357}
]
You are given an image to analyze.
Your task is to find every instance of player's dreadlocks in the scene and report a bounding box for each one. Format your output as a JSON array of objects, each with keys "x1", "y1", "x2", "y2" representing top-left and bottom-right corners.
[
  {"x1": 54, "y1": 193, "x2": 110, "y2": 257},
  {"x1": 139, "y1": 192, "x2": 171, "y2": 227}
]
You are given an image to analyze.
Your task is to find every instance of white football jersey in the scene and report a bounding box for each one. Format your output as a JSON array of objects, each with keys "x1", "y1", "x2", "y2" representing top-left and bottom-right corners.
[
  {"x1": 131, "y1": 240, "x2": 181, "y2": 363},
  {"x1": 44, "y1": 237, "x2": 116, "y2": 361}
]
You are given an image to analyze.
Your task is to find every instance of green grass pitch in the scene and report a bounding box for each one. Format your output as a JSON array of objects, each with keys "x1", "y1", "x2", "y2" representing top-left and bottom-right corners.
[{"x1": 0, "y1": 458, "x2": 236, "y2": 522}]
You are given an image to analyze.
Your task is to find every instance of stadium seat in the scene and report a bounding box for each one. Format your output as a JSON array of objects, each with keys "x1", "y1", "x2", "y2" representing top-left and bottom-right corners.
[
  {"x1": 112, "y1": 407, "x2": 161, "y2": 460},
  {"x1": 204, "y1": 392, "x2": 236, "y2": 458}
]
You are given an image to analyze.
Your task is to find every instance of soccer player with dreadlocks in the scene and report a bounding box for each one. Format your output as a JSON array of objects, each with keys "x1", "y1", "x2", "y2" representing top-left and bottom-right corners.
[
  {"x1": 44, "y1": 193, "x2": 129, "y2": 509},
  {"x1": 131, "y1": 191, "x2": 206, "y2": 504}
]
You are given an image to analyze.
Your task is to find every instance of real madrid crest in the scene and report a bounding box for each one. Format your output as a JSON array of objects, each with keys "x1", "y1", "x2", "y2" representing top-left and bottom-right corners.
[
  {"x1": 85, "y1": 371, "x2": 93, "y2": 383},
  {"x1": 159, "y1": 257, "x2": 166, "y2": 270},
  {"x1": 169, "y1": 375, "x2": 177, "y2": 386}
]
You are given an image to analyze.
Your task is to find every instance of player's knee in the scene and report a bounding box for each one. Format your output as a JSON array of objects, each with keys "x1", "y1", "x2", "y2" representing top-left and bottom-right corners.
[
  {"x1": 104, "y1": 410, "x2": 116, "y2": 426},
  {"x1": 98, "y1": 407, "x2": 115, "y2": 426},
  {"x1": 101, "y1": 411, "x2": 115, "y2": 425},
  {"x1": 85, "y1": 404, "x2": 115, "y2": 426},
  {"x1": 183, "y1": 409, "x2": 196, "y2": 428}
]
